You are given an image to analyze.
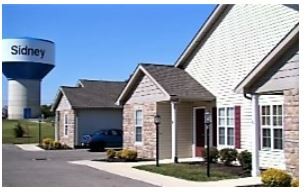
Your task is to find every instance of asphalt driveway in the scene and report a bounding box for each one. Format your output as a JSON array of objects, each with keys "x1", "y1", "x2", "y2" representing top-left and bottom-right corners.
[{"x1": 2, "y1": 144, "x2": 156, "y2": 187}]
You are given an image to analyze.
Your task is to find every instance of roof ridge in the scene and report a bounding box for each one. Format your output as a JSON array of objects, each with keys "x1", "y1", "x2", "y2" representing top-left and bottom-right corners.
[
  {"x1": 139, "y1": 63, "x2": 174, "y2": 68},
  {"x1": 79, "y1": 79, "x2": 125, "y2": 83}
]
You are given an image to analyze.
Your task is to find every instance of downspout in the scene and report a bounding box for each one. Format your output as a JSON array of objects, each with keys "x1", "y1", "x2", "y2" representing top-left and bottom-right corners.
[{"x1": 244, "y1": 91, "x2": 260, "y2": 177}]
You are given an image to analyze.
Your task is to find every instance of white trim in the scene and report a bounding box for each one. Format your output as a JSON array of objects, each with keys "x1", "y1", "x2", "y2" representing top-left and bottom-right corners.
[
  {"x1": 252, "y1": 95, "x2": 260, "y2": 177},
  {"x1": 171, "y1": 101, "x2": 177, "y2": 162},
  {"x1": 192, "y1": 106, "x2": 206, "y2": 158},
  {"x1": 234, "y1": 24, "x2": 299, "y2": 94},
  {"x1": 115, "y1": 65, "x2": 171, "y2": 105},
  {"x1": 175, "y1": 5, "x2": 230, "y2": 68},
  {"x1": 139, "y1": 65, "x2": 170, "y2": 100},
  {"x1": 259, "y1": 104, "x2": 284, "y2": 151},
  {"x1": 134, "y1": 109, "x2": 143, "y2": 145},
  {"x1": 63, "y1": 112, "x2": 69, "y2": 138},
  {"x1": 217, "y1": 106, "x2": 235, "y2": 148}
]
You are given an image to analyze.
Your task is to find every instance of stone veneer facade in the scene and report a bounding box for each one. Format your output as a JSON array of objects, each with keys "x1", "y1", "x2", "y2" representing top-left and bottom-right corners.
[
  {"x1": 57, "y1": 110, "x2": 76, "y2": 148},
  {"x1": 284, "y1": 88, "x2": 299, "y2": 178},
  {"x1": 123, "y1": 102, "x2": 157, "y2": 159}
]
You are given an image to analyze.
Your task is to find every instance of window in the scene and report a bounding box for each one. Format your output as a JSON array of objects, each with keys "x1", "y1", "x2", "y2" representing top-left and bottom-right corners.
[
  {"x1": 261, "y1": 105, "x2": 283, "y2": 150},
  {"x1": 218, "y1": 107, "x2": 235, "y2": 146},
  {"x1": 64, "y1": 113, "x2": 68, "y2": 136},
  {"x1": 135, "y1": 110, "x2": 143, "y2": 143}
]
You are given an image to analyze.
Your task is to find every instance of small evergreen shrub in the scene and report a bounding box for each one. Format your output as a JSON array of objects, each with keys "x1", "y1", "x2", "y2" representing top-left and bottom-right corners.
[
  {"x1": 106, "y1": 149, "x2": 116, "y2": 159},
  {"x1": 14, "y1": 123, "x2": 25, "y2": 138},
  {"x1": 237, "y1": 150, "x2": 252, "y2": 170},
  {"x1": 121, "y1": 149, "x2": 138, "y2": 161},
  {"x1": 42, "y1": 138, "x2": 54, "y2": 149},
  {"x1": 116, "y1": 150, "x2": 123, "y2": 159},
  {"x1": 202, "y1": 147, "x2": 219, "y2": 163},
  {"x1": 291, "y1": 178, "x2": 299, "y2": 187},
  {"x1": 219, "y1": 148, "x2": 238, "y2": 166},
  {"x1": 261, "y1": 168, "x2": 292, "y2": 187},
  {"x1": 53, "y1": 141, "x2": 62, "y2": 149}
]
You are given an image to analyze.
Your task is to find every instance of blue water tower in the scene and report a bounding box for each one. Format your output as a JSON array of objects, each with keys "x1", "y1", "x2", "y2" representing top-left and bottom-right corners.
[{"x1": 2, "y1": 38, "x2": 55, "y2": 119}]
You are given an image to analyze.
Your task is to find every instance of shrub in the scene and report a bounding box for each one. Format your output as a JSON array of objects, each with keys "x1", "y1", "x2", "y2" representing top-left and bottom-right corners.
[
  {"x1": 116, "y1": 150, "x2": 123, "y2": 159},
  {"x1": 202, "y1": 147, "x2": 219, "y2": 163},
  {"x1": 261, "y1": 168, "x2": 292, "y2": 187},
  {"x1": 291, "y1": 178, "x2": 299, "y2": 187},
  {"x1": 219, "y1": 148, "x2": 238, "y2": 166},
  {"x1": 237, "y1": 150, "x2": 252, "y2": 170},
  {"x1": 53, "y1": 141, "x2": 62, "y2": 149},
  {"x1": 42, "y1": 138, "x2": 54, "y2": 149},
  {"x1": 14, "y1": 123, "x2": 25, "y2": 138},
  {"x1": 121, "y1": 149, "x2": 138, "y2": 161},
  {"x1": 106, "y1": 149, "x2": 116, "y2": 159}
]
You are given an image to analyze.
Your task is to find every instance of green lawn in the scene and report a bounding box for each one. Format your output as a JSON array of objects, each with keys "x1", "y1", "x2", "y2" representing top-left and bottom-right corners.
[
  {"x1": 134, "y1": 162, "x2": 246, "y2": 181},
  {"x1": 2, "y1": 119, "x2": 55, "y2": 144}
]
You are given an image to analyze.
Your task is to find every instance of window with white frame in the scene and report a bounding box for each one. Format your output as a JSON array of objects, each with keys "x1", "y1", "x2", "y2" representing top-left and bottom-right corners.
[
  {"x1": 261, "y1": 105, "x2": 283, "y2": 150},
  {"x1": 64, "y1": 113, "x2": 68, "y2": 136},
  {"x1": 135, "y1": 110, "x2": 143, "y2": 143},
  {"x1": 218, "y1": 107, "x2": 234, "y2": 146}
]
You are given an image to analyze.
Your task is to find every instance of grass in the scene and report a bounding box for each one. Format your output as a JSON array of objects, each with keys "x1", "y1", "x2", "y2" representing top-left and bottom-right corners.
[
  {"x1": 134, "y1": 162, "x2": 248, "y2": 181},
  {"x1": 2, "y1": 119, "x2": 55, "y2": 144}
]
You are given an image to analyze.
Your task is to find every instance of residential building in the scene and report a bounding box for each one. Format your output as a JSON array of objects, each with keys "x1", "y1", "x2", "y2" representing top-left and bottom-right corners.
[
  {"x1": 52, "y1": 79, "x2": 126, "y2": 148},
  {"x1": 116, "y1": 4, "x2": 299, "y2": 177}
]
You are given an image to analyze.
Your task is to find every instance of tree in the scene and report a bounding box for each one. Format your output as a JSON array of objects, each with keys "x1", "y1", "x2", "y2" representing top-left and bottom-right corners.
[{"x1": 41, "y1": 104, "x2": 55, "y2": 118}]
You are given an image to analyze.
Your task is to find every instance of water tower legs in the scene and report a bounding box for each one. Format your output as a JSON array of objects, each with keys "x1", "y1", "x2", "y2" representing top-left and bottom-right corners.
[{"x1": 8, "y1": 79, "x2": 41, "y2": 119}]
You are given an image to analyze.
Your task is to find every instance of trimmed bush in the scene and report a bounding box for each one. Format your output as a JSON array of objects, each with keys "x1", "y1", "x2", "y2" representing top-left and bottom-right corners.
[
  {"x1": 116, "y1": 150, "x2": 123, "y2": 159},
  {"x1": 53, "y1": 141, "x2": 62, "y2": 149},
  {"x1": 121, "y1": 149, "x2": 138, "y2": 161},
  {"x1": 291, "y1": 178, "x2": 299, "y2": 187},
  {"x1": 219, "y1": 148, "x2": 238, "y2": 166},
  {"x1": 106, "y1": 149, "x2": 116, "y2": 159},
  {"x1": 202, "y1": 147, "x2": 219, "y2": 163},
  {"x1": 42, "y1": 138, "x2": 54, "y2": 149},
  {"x1": 261, "y1": 168, "x2": 292, "y2": 187},
  {"x1": 237, "y1": 150, "x2": 252, "y2": 170},
  {"x1": 14, "y1": 123, "x2": 25, "y2": 138}
]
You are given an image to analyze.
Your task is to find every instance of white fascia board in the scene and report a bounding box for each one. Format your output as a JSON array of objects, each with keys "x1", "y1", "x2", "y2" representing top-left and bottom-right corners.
[
  {"x1": 234, "y1": 24, "x2": 299, "y2": 94},
  {"x1": 174, "y1": 4, "x2": 229, "y2": 68},
  {"x1": 139, "y1": 65, "x2": 171, "y2": 100},
  {"x1": 115, "y1": 67, "x2": 142, "y2": 105}
]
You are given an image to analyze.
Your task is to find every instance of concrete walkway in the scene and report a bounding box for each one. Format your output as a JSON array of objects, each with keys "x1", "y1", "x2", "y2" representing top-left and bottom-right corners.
[
  {"x1": 16, "y1": 144, "x2": 44, "y2": 151},
  {"x1": 70, "y1": 159, "x2": 262, "y2": 187}
]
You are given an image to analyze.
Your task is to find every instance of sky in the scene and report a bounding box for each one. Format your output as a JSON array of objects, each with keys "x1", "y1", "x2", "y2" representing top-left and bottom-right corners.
[{"x1": 2, "y1": 4, "x2": 216, "y2": 105}]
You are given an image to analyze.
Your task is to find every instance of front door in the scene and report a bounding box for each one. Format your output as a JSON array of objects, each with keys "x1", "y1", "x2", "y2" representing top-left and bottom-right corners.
[{"x1": 195, "y1": 108, "x2": 205, "y2": 157}]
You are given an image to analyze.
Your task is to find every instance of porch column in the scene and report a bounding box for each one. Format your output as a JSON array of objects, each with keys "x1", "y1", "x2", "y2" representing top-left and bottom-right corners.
[
  {"x1": 251, "y1": 94, "x2": 260, "y2": 177},
  {"x1": 171, "y1": 101, "x2": 178, "y2": 163}
]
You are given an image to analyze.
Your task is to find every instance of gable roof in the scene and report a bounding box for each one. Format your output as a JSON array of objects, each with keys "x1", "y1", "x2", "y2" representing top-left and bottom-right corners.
[
  {"x1": 116, "y1": 63, "x2": 215, "y2": 105},
  {"x1": 52, "y1": 80, "x2": 126, "y2": 111},
  {"x1": 175, "y1": 4, "x2": 231, "y2": 69},
  {"x1": 234, "y1": 23, "x2": 299, "y2": 94}
]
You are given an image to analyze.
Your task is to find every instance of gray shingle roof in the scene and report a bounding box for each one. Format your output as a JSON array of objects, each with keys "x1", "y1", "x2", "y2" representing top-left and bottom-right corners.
[
  {"x1": 61, "y1": 80, "x2": 126, "y2": 109},
  {"x1": 141, "y1": 64, "x2": 215, "y2": 101}
]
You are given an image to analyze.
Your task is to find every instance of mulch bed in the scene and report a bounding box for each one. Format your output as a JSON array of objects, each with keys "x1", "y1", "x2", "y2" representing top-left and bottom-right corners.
[
  {"x1": 184, "y1": 161, "x2": 251, "y2": 177},
  {"x1": 92, "y1": 158, "x2": 155, "y2": 163}
]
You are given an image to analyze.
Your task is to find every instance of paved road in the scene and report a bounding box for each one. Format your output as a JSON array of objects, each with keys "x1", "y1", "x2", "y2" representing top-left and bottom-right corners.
[{"x1": 2, "y1": 144, "x2": 155, "y2": 187}]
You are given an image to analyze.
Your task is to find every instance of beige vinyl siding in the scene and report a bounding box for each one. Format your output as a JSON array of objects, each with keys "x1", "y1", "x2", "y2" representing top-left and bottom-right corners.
[
  {"x1": 156, "y1": 102, "x2": 194, "y2": 159},
  {"x1": 176, "y1": 103, "x2": 193, "y2": 158},
  {"x1": 157, "y1": 103, "x2": 172, "y2": 159},
  {"x1": 184, "y1": 5, "x2": 297, "y2": 169},
  {"x1": 256, "y1": 51, "x2": 299, "y2": 93},
  {"x1": 126, "y1": 75, "x2": 168, "y2": 104}
]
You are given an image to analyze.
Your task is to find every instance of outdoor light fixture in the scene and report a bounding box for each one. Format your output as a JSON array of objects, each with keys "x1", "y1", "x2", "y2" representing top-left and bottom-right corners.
[
  {"x1": 204, "y1": 111, "x2": 212, "y2": 177},
  {"x1": 154, "y1": 115, "x2": 161, "y2": 125},
  {"x1": 154, "y1": 114, "x2": 161, "y2": 167},
  {"x1": 205, "y1": 112, "x2": 212, "y2": 125}
]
